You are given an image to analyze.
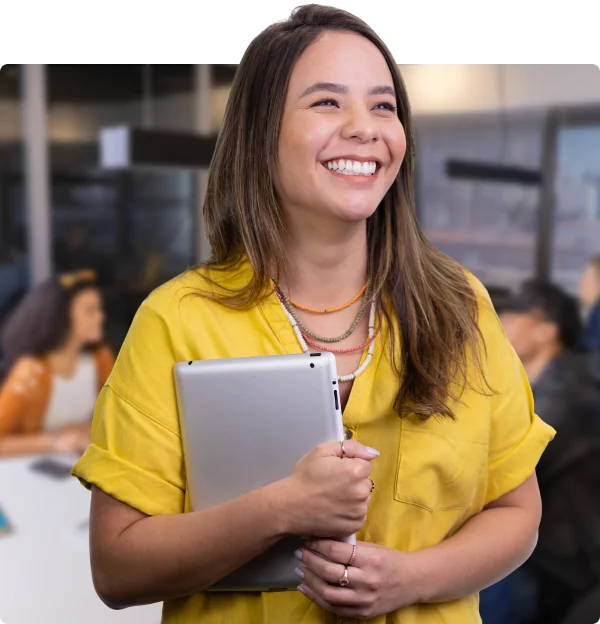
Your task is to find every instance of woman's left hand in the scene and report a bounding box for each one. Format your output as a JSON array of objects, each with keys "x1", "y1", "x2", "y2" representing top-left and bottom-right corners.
[{"x1": 295, "y1": 539, "x2": 422, "y2": 620}]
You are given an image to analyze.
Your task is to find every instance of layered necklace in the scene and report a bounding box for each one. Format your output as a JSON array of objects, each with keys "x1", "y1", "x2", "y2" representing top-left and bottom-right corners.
[{"x1": 272, "y1": 278, "x2": 378, "y2": 383}]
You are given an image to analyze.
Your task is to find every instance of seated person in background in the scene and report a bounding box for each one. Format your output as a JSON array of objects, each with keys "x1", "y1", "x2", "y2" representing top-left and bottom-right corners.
[
  {"x1": 0, "y1": 270, "x2": 114, "y2": 458},
  {"x1": 500, "y1": 281, "x2": 600, "y2": 624},
  {"x1": 579, "y1": 255, "x2": 600, "y2": 352}
]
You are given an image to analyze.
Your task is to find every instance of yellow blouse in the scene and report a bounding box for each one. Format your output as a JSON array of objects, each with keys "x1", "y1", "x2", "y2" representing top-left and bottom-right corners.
[{"x1": 73, "y1": 259, "x2": 555, "y2": 624}]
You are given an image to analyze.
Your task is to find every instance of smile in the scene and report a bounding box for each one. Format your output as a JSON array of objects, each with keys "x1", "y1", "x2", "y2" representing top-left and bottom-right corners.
[{"x1": 322, "y1": 159, "x2": 379, "y2": 176}]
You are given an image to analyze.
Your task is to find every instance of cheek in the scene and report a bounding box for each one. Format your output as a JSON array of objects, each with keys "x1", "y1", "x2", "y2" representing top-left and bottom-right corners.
[{"x1": 385, "y1": 123, "x2": 407, "y2": 161}]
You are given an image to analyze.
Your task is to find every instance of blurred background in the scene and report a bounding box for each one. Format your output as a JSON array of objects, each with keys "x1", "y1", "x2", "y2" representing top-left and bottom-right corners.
[{"x1": 0, "y1": 64, "x2": 599, "y2": 623}]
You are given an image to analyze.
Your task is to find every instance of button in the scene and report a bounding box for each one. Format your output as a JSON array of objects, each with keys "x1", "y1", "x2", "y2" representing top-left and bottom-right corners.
[{"x1": 344, "y1": 428, "x2": 353, "y2": 440}]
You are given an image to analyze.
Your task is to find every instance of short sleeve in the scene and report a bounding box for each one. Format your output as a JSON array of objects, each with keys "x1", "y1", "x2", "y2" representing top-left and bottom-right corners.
[
  {"x1": 72, "y1": 291, "x2": 185, "y2": 516},
  {"x1": 0, "y1": 358, "x2": 39, "y2": 436},
  {"x1": 479, "y1": 295, "x2": 556, "y2": 505}
]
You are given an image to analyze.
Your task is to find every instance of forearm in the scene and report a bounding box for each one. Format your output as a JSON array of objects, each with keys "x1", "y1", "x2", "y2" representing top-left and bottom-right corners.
[
  {"x1": 413, "y1": 504, "x2": 539, "y2": 604},
  {"x1": 93, "y1": 479, "x2": 290, "y2": 608},
  {"x1": 0, "y1": 433, "x2": 55, "y2": 457}
]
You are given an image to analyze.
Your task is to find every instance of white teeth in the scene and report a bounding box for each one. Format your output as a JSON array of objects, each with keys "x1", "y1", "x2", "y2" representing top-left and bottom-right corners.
[{"x1": 324, "y1": 159, "x2": 377, "y2": 176}]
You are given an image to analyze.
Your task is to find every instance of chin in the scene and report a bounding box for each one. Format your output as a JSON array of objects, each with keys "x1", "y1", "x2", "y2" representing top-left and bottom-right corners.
[{"x1": 332, "y1": 203, "x2": 379, "y2": 223}]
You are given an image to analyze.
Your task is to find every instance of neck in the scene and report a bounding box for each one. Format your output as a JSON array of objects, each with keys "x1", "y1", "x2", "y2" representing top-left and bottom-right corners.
[
  {"x1": 278, "y1": 216, "x2": 368, "y2": 305},
  {"x1": 48, "y1": 336, "x2": 83, "y2": 363},
  {"x1": 523, "y1": 343, "x2": 563, "y2": 384}
]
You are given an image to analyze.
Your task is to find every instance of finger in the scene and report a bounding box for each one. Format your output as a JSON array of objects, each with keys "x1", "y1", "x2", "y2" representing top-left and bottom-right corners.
[
  {"x1": 319, "y1": 440, "x2": 380, "y2": 461},
  {"x1": 340, "y1": 440, "x2": 381, "y2": 461},
  {"x1": 347, "y1": 458, "x2": 374, "y2": 480},
  {"x1": 299, "y1": 565, "x2": 363, "y2": 607},
  {"x1": 298, "y1": 547, "x2": 347, "y2": 585},
  {"x1": 307, "y1": 539, "x2": 366, "y2": 567},
  {"x1": 297, "y1": 584, "x2": 368, "y2": 619}
]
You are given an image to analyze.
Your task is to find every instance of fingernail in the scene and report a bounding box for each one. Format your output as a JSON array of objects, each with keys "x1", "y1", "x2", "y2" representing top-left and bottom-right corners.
[
  {"x1": 294, "y1": 549, "x2": 303, "y2": 560},
  {"x1": 366, "y1": 446, "x2": 380, "y2": 457},
  {"x1": 295, "y1": 567, "x2": 305, "y2": 580},
  {"x1": 298, "y1": 584, "x2": 308, "y2": 595}
]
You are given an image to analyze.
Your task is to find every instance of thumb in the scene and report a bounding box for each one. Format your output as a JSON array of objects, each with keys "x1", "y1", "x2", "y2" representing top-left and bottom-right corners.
[{"x1": 320, "y1": 440, "x2": 380, "y2": 460}]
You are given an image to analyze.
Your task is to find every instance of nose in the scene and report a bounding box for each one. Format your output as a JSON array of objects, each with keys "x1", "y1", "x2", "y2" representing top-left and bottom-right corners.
[{"x1": 340, "y1": 104, "x2": 379, "y2": 144}]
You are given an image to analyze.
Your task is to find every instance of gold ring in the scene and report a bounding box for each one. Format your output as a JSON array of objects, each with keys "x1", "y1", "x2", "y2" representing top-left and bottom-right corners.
[
  {"x1": 368, "y1": 477, "x2": 375, "y2": 492},
  {"x1": 347, "y1": 544, "x2": 357, "y2": 567},
  {"x1": 340, "y1": 440, "x2": 346, "y2": 457},
  {"x1": 339, "y1": 565, "x2": 350, "y2": 587}
]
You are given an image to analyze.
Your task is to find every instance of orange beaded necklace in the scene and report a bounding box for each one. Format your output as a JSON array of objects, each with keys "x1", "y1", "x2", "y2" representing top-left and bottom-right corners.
[{"x1": 288, "y1": 282, "x2": 368, "y2": 314}]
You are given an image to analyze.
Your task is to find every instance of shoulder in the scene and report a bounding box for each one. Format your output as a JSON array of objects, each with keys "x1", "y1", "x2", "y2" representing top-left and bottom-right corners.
[
  {"x1": 141, "y1": 259, "x2": 255, "y2": 322},
  {"x1": 460, "y1": 268, "x2": 503, "y2": 328},
  {"x1": 461, "y1": 268, "x2": 495, "y2": 311},
  {"x1": 90, "y1": 343, "x2": 116, "y2": 373},
  {"x1": 91, "y1": 343, "x2": 114, "y2": 360},
  {"x1": 1, "y1": 355, "x2": 47, "y2": 397}
]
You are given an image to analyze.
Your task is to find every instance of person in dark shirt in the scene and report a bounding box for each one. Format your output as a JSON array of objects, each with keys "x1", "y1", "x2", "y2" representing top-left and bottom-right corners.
[
  {"x1": 500, "y1": 281, "x2": 600, "y2": 624},
  {"x1": 579, "y1": 255, "x2": 600, "y2": 353}
]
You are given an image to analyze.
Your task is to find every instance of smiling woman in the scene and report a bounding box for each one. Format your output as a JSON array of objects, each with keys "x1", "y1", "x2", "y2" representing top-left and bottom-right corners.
[{"x1": 72, "y1": 5, "x2": 555, "y2": 624}]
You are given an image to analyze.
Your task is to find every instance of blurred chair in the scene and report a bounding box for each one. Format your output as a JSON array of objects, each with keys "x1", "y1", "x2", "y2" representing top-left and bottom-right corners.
[
  {"x1": 560, "y1": 585, "x2": 600, "y2": 624},
  {"x1": 528, "y1": 447, "x2": 600, "y2": 624}
]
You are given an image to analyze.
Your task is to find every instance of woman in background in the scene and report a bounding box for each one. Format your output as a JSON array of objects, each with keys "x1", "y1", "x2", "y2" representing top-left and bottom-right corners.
[
  {"x1": 579, "y1": 255, "x2": 600, "y2": 352},
  {"x1": 0, "y1": 270, "x2": 114, "y2": 457}
]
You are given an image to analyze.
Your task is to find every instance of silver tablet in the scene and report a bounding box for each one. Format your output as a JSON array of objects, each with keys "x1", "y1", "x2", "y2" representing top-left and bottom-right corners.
[{"x1": 173, "y1": 351, "x2": 351, "y2": 592}]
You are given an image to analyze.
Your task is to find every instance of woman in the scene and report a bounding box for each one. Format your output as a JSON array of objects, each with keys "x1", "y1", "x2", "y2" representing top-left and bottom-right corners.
[
  {"x1": 579, "y1": 255, "x2": 600, "y2": 352},
  {"x1": 0, "y1": 270, "x2": 114, "y2": 457},
  {"x1": 73, "y1": 6, "x2": 555, "y2": 623}
]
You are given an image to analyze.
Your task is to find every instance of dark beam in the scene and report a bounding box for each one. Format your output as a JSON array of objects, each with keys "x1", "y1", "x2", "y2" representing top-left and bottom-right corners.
[
  {"x1": 446, "y1": 159, "x2": 542, "y2": 186},
  {"x1": 100, "y1": 126, "x2": 218, "y2": 170}
]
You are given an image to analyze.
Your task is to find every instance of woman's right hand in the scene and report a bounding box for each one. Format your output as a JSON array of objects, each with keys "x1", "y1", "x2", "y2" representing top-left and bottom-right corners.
[{"x1": 273, "y1": 440, "x2": 379, "y2": 538}]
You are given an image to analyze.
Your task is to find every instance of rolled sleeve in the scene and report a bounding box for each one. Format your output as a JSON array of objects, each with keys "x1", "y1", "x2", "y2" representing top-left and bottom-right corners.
[
  {"x1": 72, "y1": 290, "x2": 187, "y2": 516},
  {"x1": 73, "y1": 385, "x2": 185, "y2": 516},
  {"x1": 485, "y1": 409, "x2": 555, "y2": 505},
  {"x1": 469, "y1": 277, "x2": 556, "y2": 506}
]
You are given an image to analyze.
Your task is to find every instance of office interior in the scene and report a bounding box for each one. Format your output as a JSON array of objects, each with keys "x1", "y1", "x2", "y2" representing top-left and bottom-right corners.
[{"x1": 0, "y1": 64, "x2": 599, "y2": 624}]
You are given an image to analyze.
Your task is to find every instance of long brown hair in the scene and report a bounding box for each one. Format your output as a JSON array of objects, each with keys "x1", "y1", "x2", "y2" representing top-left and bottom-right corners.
[
  {"x1": 0, "y1": 271, "x2": 102, "y2": 382},
  {"x1": 198, "y1": 4, "x2": 487, "y2": 420}
]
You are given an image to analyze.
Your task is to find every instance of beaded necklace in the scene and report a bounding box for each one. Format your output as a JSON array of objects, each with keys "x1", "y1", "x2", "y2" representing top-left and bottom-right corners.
[
  {"x1": 275, "y1": 291, "x2": 377, "y2": 383},
  {"x1": 289, "y1": 282, "x2": 368, "y2": 314},
  {"x1": 273, "y1": 279, "x2": 368, "y2": 343}
]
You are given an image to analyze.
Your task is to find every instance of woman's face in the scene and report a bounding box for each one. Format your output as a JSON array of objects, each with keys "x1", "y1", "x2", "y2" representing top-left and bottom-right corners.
[
  {"x1": 69, "y1": 288, "x2": 104, "y2": 345},
  {"x1": 275, "y1": 31, "x2": 406, "y2": 226}
]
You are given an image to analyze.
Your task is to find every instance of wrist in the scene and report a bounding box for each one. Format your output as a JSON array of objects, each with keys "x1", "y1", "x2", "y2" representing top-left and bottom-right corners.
[
  {"x1": 402, "y1": 547, "x2": 436, "y2": 605},
  {"x1": 46, "y1": 433, "x2": 59, "y2": 453},
  {"x1": 262, "y1": 477, "x2": 296, "y2": 537}
]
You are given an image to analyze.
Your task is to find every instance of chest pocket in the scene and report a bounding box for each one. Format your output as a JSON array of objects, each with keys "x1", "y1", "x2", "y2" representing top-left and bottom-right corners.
[{"x1": 394, "y1": 418, "x2": 488, "y2": 513}]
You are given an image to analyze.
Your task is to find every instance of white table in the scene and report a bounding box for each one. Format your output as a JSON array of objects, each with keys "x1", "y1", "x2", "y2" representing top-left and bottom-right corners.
[{"x1": 0, "y1": 455, "x2": 163, "y2": 624}]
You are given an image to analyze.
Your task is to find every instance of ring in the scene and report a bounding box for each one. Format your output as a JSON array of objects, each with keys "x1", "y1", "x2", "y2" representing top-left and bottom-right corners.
[
  {"x1": 339, "y1": 565, "x2": 350, "y2": 587},
  {"x1": 347, "y1": 544, "x2": 357, "y2": 567},
  {"x1": 368, "y1": 477, "x2": 375, "y2": 492},
  {"x1": 340, "y1": 440, "x2": 346, "y2": 457}
]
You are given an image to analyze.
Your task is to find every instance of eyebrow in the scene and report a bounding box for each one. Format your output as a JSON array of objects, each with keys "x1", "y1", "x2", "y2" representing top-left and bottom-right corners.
[{"x1": 299, "y1": 82, "x2": 396, "y2": 98}]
